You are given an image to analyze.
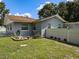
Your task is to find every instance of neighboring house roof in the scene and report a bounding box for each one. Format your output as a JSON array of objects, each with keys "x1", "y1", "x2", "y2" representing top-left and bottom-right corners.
[
  {"x1": 7, "y1": 15, "x2": 37, "y2": 24},
  {"x1": 39, "y1": 14, "x2": 67, "y2": 23}
]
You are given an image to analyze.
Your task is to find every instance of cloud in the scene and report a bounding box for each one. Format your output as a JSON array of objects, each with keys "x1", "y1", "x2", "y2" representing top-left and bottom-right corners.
[
  {"x1": 9, "y1": 13, "x2": 12, "y2": 15},
  {"x1": 0, "y1": 0, "x2": 2, "y2": 2},
  {"x1": 22, "y1": 13, "x2": 32, "y2": 18},
  {"x1": 67, "y1": 0, "x2": 74, "y2": 2},
  {"x1": 45, "y1": 1, "x2": 51, "y2": 4},
  {"x1": 37, "y1": 1, "x2": 51, "y2": 10},
  {"x1": 9, "y1": 13, "x2": 32, "y2": 18}
]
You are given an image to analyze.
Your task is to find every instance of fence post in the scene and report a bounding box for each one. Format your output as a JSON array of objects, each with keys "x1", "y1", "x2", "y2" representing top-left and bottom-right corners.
[{"x1": 67, "y1": 28, "x2": 70, "y2": 42}]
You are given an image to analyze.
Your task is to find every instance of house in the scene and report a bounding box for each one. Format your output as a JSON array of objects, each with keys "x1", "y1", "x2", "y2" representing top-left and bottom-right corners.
[
  {"x1": 39, "y1": 14, "x2": 67, "y2": 37},
  {"x1": 4, "y1": 14, "x2": 67, "y2": 37},
  {"x1": 4, "y1": 15, "x2": 39, "y2": 36}
]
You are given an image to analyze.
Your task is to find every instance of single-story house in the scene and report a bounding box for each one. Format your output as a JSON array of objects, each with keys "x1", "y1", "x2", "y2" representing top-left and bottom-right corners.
[
  {"x1": 4, "y1": 15, "x2": 39, "y2": 36},
  {"x1": 38, "y1": 15, "x2": 67, "y2": 37},
  {"x1": 4, "y1": 14, "x2": 67, "y2": 37}
]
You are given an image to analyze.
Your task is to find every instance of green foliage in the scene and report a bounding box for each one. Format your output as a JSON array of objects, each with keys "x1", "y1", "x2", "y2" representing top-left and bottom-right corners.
[
  {"x1": 38, "y1": 2, "x2": 79, "y2": 22},
  {"x1": 58, "y1": 2, "x2": 79, "y2": 22},
  {"x1": 57, "y1": 2, "x2": 68, "y2": 20},
  {"x1": 0, "y1": 2, "x2": 9, "y2": 25},
  {"x1": 38, "y1": 3, "x2": 57, "y2": 19}
]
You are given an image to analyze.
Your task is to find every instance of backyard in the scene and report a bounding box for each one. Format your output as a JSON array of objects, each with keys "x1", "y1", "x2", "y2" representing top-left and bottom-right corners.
[{"x1": 0, "y1": 37, "x2": 79, "y2": 59}]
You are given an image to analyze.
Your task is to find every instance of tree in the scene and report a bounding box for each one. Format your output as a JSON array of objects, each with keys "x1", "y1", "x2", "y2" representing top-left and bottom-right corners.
[
  {"x1": 38, "y1": 1, "x2": 79, "y2": 22},
  {"x1": 0, "y1": 2, "x2": 9, "y2": 25},
  {"x1": 74, "y1": 0, "x2": 79, "y2": 2},
  {"x1": 58, "y1": 2, "x2": 79, "y2": 22},
  {"x1": 38, "y1": 3, "x2": 57, "y2": 19},
  {"x1": 66, "y1": 2, "x2": 78, "y2": 22},
  {"x1": 58, "y1": 2, "x2": 68, "y2": 21}
]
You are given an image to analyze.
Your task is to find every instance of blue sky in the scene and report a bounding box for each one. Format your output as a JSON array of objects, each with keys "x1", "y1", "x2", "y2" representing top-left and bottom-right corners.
[{"x1": 2, "y1": 0, "x2": 64, "y2": 18}]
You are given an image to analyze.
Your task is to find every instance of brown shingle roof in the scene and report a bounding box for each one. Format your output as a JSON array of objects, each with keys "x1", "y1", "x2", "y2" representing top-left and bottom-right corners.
[{"x1": 7, "y1": 15, "x2": 37, "y2": 23}]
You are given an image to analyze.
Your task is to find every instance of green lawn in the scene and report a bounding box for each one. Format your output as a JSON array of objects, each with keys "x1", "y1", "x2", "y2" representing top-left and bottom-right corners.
[{"x1": 0, "y1": 37, "x2": 79, "y2": 59}]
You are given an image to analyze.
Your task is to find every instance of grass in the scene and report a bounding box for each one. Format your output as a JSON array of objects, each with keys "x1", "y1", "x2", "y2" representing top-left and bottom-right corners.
[{"x1": 0, "y1": 37, "x2": 79, "y2": 59}]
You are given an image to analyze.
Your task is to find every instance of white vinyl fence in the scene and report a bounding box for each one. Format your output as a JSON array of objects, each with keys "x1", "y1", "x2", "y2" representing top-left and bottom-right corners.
[
  {"x1": 46, "y1": 29, "x2": 79, "y2": 45},
  {"x1": 0, "y1": 32, "x2": 6, "y2": 36},
  {"x1": 0, "y1": 26, "x2": 6, "y2": 36}
]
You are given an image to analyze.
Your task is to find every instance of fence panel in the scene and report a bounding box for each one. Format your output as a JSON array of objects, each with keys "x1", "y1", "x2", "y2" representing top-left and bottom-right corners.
[
  {"x1": 46, "y1": 29, "x2": 79, "y2": 45},
  {"x1": 68, "y1": 29, "x2": 79, "y2": 44}
]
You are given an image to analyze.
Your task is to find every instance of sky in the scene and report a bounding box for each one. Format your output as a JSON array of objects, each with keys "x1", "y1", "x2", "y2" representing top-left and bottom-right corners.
[{"x1": 0, "y1": 0, "x2": 73, "y2": 19}]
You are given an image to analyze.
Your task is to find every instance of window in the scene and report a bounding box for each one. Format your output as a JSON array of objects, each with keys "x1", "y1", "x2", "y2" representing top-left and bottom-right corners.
[
  {"x1": 22, "y1": 26, "x2": 28, "y2": 30},
  {"x1": 10, "y1": 25, "x2": 12, "y2": 30},
  {"x1": 7, "y1": 26, "x2": 9, "y2": 30},
  {"x1": 7, "y1": 25, "x2": 12, "y2": 31},
  {"x1": 48, "y1": 23, "x2": 51, "y2": 29},
  {"x1": 32, "y1": 26, "x2": 36, "y2": 30},
  {"x1": 58, "y1": 24, "x2": 61, "y2": 28},
  {"x1": 21, "y1": 25, "x2": 28, "y2": 30}
]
